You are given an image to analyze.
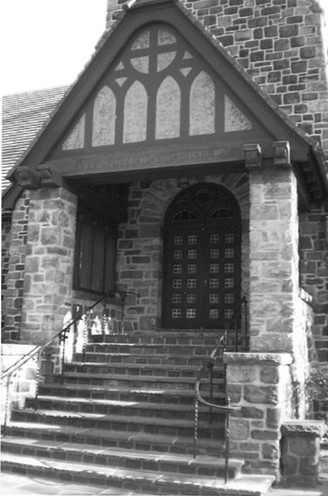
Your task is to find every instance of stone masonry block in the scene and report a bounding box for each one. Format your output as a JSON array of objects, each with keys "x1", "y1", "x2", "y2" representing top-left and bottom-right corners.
[
  {"x1": 262, "y1": 442, "x2": 280, "y2": 460},
  {"x1": 260, "y1": 366, "x2": 279, "y2": 384},
  {"x1": 41, "y1": 227, "x2": 62, "y2": 245},
  {"x1": 227, "y1": 364, "x2": 257, "y2": 383},
  {"x1": 266, "y1": 408, "x2": 282, "y2": 429},
  {"x1": 230, "y1": 418, "x2": 250, "y2": 441},
  {"x1": 25, "y1": 257, "x2": 39, "y2": 273},
  {"x1": 244, "y1": 385, "x2": 278, "y2": 405}
]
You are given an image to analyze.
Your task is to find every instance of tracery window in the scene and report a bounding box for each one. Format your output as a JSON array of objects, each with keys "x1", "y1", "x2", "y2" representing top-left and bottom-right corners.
[
  {"x1": 90, "y1": 23, "x2": 217, "y2": 147},
  {"x1": 61, "y1": 23, "x2": 254, "y2": 153}
]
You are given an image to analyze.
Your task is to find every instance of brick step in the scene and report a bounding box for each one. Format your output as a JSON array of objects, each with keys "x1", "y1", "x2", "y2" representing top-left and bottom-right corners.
[
  {"x1": 4, "y1": 422, "x2": 225, "y2": 456},
  {"x1": 1, "y1": 437, "x2": 242, "y2": 479},
  {"x1": 11, "y1": 409, "x2": 224, "y2": 439},
  {"x1": 84, "y1": 342, "x2": 218, "y2": 356},
  {"x1": 0, "y1": 452, "x2": 274, "y2": 496},
  {"x1": 26, "y1": 395, "x2": 225, "y2": 422},
  {"x1": 64, "y1": 361, "x2": 223, "y2": 379},
  {"x1": 37, "y1": 383, "x2": 225, "y2": 405},
  {"x1": 87, "y1": 332, "x2": 247, "y2": 350},
  {"x1": 53, "y1": 371, "x2": 223, "y2": 390},
  {"x1": 89, "y1": 330, "x2": 222, "y2": 345},
  {"x1": 74, "y1": 351, "x2": 220, "y2": 367}
]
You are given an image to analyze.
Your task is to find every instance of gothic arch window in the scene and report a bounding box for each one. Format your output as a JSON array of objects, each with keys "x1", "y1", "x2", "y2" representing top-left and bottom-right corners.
[
  {"x1": 123, "y1": 81, "x2": 148, "y2": 143},
  {"x1": 82, "y1": 23, "x2": 219, "y2": 150},
  {"x1": 92, "y1": 86, "x2": 116, "y2": 146},
  {"x1": 190, "y1": 71, "x2": 215, "y2": 136},
  {"x1": 156, "y1": 76, "x2": 181, "y2": 139}
]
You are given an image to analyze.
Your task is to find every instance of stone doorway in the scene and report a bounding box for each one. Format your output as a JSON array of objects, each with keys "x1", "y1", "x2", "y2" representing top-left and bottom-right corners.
[{"x1": 162, "y1": 183, "x2": 241, "y2": 329}]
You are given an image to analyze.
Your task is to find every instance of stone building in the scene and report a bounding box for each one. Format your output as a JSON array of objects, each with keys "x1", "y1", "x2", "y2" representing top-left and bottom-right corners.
[{"x1": 2, "y1": 0, "x2": 328, "y2": 489}]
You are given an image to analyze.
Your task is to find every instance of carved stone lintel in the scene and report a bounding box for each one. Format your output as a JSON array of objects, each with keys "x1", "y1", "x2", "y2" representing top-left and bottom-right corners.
[
  {"x1": 273, "y1": 141, "x2": 291, "y2": 168},
  {"x1": 244, "y1": 144, "x2": 262, "y2": 171},
  {"x1": 15, "y1": 167, "x2": 41, "y2": 189},
  {"x1": 37, "y1": 164, "x2": 63, "y2": 188}
]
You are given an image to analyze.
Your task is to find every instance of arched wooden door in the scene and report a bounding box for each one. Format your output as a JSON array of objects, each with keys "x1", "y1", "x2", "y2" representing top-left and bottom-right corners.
[{"x1": 162, "y1": 183, "x2": 241, "y2": 330}]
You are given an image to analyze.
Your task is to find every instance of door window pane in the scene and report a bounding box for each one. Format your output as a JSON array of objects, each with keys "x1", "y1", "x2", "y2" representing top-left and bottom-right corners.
[
  {"x1": 188, "y1": 235, "x2": 197, "y2": 245},
  {"x1": 187, "y1": 294, "x2": 196, "y2": 304},
  {"x1": 209, "y1": 309, "x2": 219, "y2": 319},
  {"x1": 209, "y1": 294, "x2": 219, "y2": 304},
  {"x1": 210, "y1": 234, "x2": 220, "y2": 244},
  {"x1": 188, "y1": 249, "x2": 197, "y2": 259},
  {"x1": 209, "y1": 279, "x2": 219, "y2": 289}
]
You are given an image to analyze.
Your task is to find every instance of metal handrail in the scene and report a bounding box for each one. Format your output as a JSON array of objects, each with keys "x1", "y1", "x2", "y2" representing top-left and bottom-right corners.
[
  {"x1": 1, "y1": 292, "x2": 109, "y2": 381},
  {"x1": 194, "y1": 332, "x2": 240, "y2": 484},
  {"x1": 193, "y1": 295, "x2": 249, "y2": 484},
  {"x1": 1, "y1": 292, "x2": 111, "y2": 435}
]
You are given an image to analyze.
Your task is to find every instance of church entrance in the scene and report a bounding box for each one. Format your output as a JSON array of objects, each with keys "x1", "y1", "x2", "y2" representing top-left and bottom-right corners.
[{"x1": 162, "y1": 183, "x2": 241, "y2": 330}]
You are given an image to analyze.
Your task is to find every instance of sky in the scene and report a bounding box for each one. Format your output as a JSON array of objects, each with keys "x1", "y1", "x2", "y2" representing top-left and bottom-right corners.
[{"x1": 1, "y1": 0, "x2": 108, "y2": 95}]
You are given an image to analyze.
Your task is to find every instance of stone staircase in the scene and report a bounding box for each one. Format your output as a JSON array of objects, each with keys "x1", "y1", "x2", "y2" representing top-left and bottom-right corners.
[{"x1": 1, "y1": 330, "x2": 274, "y2": 495}]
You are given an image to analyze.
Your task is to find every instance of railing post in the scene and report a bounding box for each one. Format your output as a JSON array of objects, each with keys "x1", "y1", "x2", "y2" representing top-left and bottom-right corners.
[
  {"x1": 224, "y1": 396, "x2": 231, "y2": 484},
  {"x1": 193, "y1": 398, "x2": 199, "y2": 459},
  {"x1": 2, "y1": 375, "x2": 11, "y2": 438},
  {"x1": 34, "y1": 349, "x2": 42, "y2": 411},
  {"x1": 102, "y1": 300, "x2": 107, "y2": 342},
  {"x1": 82, "y1": 312, "x2": 88, "y2": 363}
]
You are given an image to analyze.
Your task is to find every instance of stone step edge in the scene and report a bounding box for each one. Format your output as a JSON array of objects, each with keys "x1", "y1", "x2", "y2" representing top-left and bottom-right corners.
[
  {"x1": 12, "y1": 409, "x2": 225, "y2": 428},
  {"x1": 55, "y1": 372, "x2": 223, "y2": 383},
  {"x1": 38, "y1": 383, "x2": 224, "y2": 398},
  {"x1": 1, "y1": 452, "x2": 274, "y2": 495},
  {"x1": 1, "y1": 437, "x2": 243, "y2": 471},
  {"x1": 93, "y1": 330, "x2": 225, "y2": 336},
  {"x1": 77, "y1": 351, "x2": 222, "y2": 357},
  {"x1": 67, "y1": 361, "x2": 222, "y2": 371},
  {"x1": 30, "y1": 395, "x2": 226, "y2": 411},
  {"x1": 4, "y1": 422, "x2": 225, "y2": 449},
  {"x1": 86, "y1": 342, "x2": 220, "y2": 349}
]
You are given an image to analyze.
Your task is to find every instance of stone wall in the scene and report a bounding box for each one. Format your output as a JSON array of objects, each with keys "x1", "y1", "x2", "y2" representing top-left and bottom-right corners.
[
  {"x1": 116, "y1": 174, "x2": 250, "y2": 331},
  {"x1": 299, "y1": 203, "x2": 328, "y2": 362},
  {"x1": 19, "y1": 187, "x2": 77, "y2": 344},
  {"x1": 1, "y1": 192, "x2": 30, "y2": 342},
  {"x1": 106, "y1": 0, "x2": 328, "y2": 156},
  {"x1": 225, "y1": 352, "x2": 293, "y2": 477}
]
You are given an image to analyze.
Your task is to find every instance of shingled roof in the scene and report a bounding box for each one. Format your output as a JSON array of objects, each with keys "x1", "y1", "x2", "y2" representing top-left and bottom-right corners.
[{"x1": 1, "y1": 85, "x2": 69, "y2": 192}]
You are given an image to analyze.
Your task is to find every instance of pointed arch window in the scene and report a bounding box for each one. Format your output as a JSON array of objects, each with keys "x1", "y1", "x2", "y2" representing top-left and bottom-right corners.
[
  {"x1": 123, "y1": 81, "x2": 148, "y2": 143},
  {"x1": 92, "y1": 86, "x2": 116, "y2": 146},
  {"x1": 190, "y1": 71, "x2": 215, "y2": 136},
  {"x1": 156, "y1": 76, "x2": 181, "y2": 139}
]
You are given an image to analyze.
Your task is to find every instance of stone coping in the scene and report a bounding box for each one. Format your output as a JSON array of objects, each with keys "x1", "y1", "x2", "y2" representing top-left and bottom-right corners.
[
  {"x1": 224, "y1": 352, "x2": 293, "y2": 365},
  {"x1": 281, "y1": 420, "x2": 328, "y2": 438}
]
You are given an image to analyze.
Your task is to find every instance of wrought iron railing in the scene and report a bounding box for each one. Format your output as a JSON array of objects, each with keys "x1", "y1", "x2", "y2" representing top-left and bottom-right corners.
[
  {"x1": 193, "y1": 295, "x2": 249, "y2": 484},
  {"x1": 1, "y1": 292, "x2": 116, "y2": 436}
]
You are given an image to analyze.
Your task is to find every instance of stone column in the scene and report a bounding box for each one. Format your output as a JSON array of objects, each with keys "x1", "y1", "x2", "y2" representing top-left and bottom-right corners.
[
  {"x1": 244, "y1": 142, "x2": 299, "y2": 354},
  {"x1": 20, "y1": 187, "x2": 77, "y2": 344},
  {"x1": 225, "y1": 352, "x2": 293, "y2": 477}
]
